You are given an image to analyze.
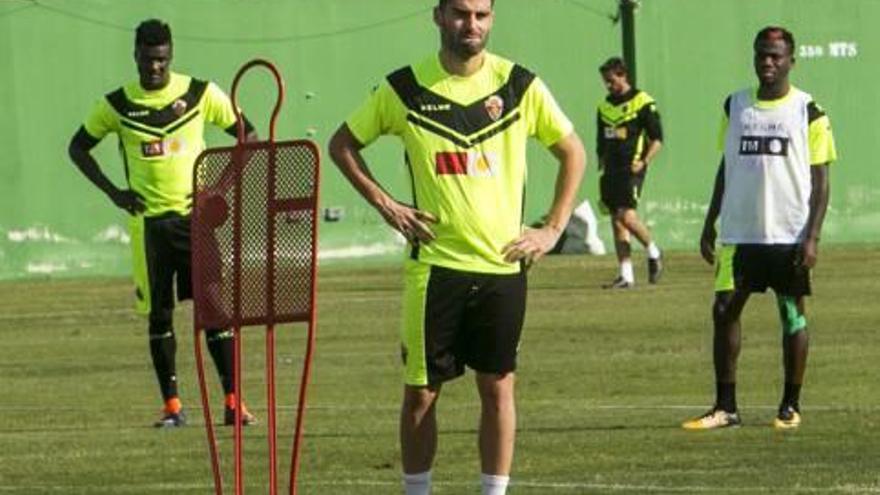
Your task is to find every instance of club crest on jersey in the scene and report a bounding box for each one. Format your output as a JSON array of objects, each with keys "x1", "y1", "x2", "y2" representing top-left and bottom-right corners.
[
  {"x1": 484, "y1": 95, "x2": 504, "y2": 121},
  {"x1": 172, "y1": 99, "x2": 188, "y2": 116},
  {"x1": 435, "y1": 151, "x2": 498, "y2": 177}
]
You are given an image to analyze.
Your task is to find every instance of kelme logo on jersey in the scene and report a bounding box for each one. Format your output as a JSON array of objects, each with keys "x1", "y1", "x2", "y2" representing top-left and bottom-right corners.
[
  {"x1": 435, "y1": 151, "x2": 499, "y2": 177},
  {"x1": 739, "y1": 135, "x2": 789, "y2": 156},
  {"x1": 420, "y1": 103, "x2": 451, "y2": 112},
  {"x1": 484, "y1": 95, "x2": 504, "y2": 121}
]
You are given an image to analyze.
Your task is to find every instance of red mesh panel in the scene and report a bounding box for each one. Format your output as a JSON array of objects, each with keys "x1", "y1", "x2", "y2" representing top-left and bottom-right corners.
[{"x1": 191, "y1": 140, "x2": 320, "y2": 329}]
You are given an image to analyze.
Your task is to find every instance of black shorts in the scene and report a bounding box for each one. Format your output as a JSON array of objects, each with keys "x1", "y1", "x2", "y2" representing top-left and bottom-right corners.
[
  {"x1": 727, "y1": 244, "x2": 812, "y2": 296},
  {"x1": 143, "y1": 213, "x2": 194, "y2": 316},
  {"x1": 401, "y1": 262, "x2": 527, "y2": 386},
  {"x1": 600, "y1": 172, "x2": 644, "y2": 212}
]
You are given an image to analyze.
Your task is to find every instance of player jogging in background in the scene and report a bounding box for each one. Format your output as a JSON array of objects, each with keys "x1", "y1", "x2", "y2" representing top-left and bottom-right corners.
[
  {"x1": 683, "y1": 26, "x2": 836, "y2": 431},
  {"x1": 596, "y1": 57, "x2": 664, "y2": 289},
  {"x1": 68, "y1": 19, "x2": 259, "y2": 428},
  {"x1": 328, "y1": 1, "x2": 585, "y2": 493}
]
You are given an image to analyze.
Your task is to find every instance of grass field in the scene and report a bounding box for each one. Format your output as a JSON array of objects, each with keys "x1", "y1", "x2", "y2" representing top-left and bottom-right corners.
[{"x1": 1, "y1": 246, "x2": 879, "y2": 494}]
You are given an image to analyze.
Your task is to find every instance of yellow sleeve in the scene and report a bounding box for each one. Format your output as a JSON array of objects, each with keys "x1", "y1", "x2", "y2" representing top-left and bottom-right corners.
[
  {"x1": 82, "y1": 98, "x2": 118, "y2": 140},
  {"x1": 809, "y1": 115, "x2": 837, "y2": 165},
  {"x1": 345, "y1": 81, "x2": 403, "y2": 146},
  {"x1": 524, "y1": 77, "x2": 573, "y2": 147},
  {"x1": 202, "y1": 81, "x2": 238, "y2": 129}
]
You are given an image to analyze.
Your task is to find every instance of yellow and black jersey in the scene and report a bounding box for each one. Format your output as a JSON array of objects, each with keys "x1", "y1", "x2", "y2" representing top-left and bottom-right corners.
[
  {"x1": 346, "y1": 52, "x2": 573, "y2": 274},
  {"x1": 82, "y1": 72, "x2": 239, "y2": 217},
  {"x1": 596, "y1": 88, "x2": 662, "y2": 174}
]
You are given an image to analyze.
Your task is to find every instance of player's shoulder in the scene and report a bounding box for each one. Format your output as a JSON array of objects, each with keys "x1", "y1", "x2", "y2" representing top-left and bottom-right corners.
[
  {"x1": 790, "y1": 86, "x2": 828, "y2": 121},
  {"x1": 723, "y1": 88, "x2": 752, "y2": 116},
  {"x1": 803, "y1": 100, "x2": 829, "y2": 124},
  {"x1": 484, "y1": 52, "x2": 537, "y2": 88},
  {"x1": 634, "y1": 89, "x2": 655, "y2": 103},
  {"x1": 631, "y1": 90, "x2": 656, "y2": 111},
  {"x1": 170, "y1": 72, "x2": 212, "y2": 96}
]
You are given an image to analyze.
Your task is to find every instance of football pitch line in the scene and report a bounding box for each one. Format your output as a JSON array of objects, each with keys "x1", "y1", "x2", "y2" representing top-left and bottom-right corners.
[
  {"x1": 0, "y1": 480, "x2": 877, "y2": 494},
  {"x1": 0, "y1": 294, "x2": 396, "y2": 322},
  {"x1": 0, "y1": 402, "x2": 876, "y2": 413}
]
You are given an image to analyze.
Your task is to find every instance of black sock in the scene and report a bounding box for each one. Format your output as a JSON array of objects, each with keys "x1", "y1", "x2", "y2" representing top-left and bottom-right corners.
[
  {"x1": 716, "y1": 382, "x2": 737, "y2": 412},
  {"x1": 149, "y1": 331, "x2": 178, "y2": 400},
  {"x1": 782, "y1": 382, "x2": 801, "y2": 410},
  {"x1": 206, "y1": 328, "x2": 235, "y2": 395}
]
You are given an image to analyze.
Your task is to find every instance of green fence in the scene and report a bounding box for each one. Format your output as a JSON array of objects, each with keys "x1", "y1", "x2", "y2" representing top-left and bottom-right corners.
[
  {"x1": 0, "y1": 0, "x2": 873, "y2": 279},
  {"x1": 637, "y1": 0, "x2": 878, "y2": 247}
]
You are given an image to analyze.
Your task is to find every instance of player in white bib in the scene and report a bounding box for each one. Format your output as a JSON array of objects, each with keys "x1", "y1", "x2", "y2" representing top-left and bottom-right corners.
[{"x1": 683, "y1": 26, "x2": 836, "y2": 431}]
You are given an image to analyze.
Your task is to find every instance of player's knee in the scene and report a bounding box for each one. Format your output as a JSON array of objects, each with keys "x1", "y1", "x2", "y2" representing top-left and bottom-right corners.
[
  {"x1": 776, "y1": 295, "x2": 807, "y2": 336},
  {"x1": 402, "y1": 385, "x2": 439, "y2": 416},
  {"x1": 476, "y1": 373, "x2": 514, "y2": 408},
  {"x1": 205, "y1": 328, "x2": 234, "y2": 342},
  {"x1": 712, "y1": 299, "x2": 731, "y2": 325},
  {"x1": 148, "y1": 310, "x2": 174, "y2": 337}
]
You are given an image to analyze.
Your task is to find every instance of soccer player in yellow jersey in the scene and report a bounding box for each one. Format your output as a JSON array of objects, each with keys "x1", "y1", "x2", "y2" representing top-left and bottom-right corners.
[
  {"x1": 328, "y1": 1, "x2": 585, "y2": 493},
  {"x1": 683, "y1": 26, "x2": 836, "y2": 431},
  {"x1": 68, "y1": 19, "x2": 258, "y2": 428}
]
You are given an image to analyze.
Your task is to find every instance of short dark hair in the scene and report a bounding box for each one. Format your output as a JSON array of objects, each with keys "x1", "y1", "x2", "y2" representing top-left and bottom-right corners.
[
  {"x1": 599, "y1": 57, "x2": 628, "y2": 76},
  {"x1": 438, "y1": 0, "x2": 495, "y2": 8},
  {"x1": 754, "y1": 26, "x2": 795, "y2": 55},
  {"x1": 135, "y1": 19, "x2": 172, "y2": 47}
]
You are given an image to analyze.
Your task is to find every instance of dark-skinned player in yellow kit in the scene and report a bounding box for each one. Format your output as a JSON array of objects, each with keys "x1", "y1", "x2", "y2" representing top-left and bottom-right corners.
[{"x1": 68, "y1": 19, "x2": 260, "y2": 428}]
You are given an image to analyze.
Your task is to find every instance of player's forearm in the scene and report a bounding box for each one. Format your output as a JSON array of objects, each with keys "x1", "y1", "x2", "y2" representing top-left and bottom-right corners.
[
  {"x1": 804, "y1": 164, "x2": 830, "y2": 241},
  {"x1": 68, "y1": 142, "x2": 121, "y2": 200},
  {"x1": 545, "y1": 132, "x2": 586, "y2": 231},
  {"x1": 328, "y1": 126, "x2": 395, "y2": 213},
  {"x1": 703, "y1": 159, "x2": 726, "y2": 229},
  {"x1": 641, "y1": 139, "x2": 662, "y2": 165}
]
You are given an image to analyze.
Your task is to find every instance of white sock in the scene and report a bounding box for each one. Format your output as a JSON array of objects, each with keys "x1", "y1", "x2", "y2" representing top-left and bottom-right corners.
[
  {"x1": 403, "y1": 471, "x2": 431, "y2": 495},
  {"x1": 620, "y1": 259, "x2": 634, "y2": 283},
  {"x1": 647, "y1": 242, "x2": 661, "y2": 259},
  {"x1": 481, "y1": 473, "x2": 510, "y2": 495}
]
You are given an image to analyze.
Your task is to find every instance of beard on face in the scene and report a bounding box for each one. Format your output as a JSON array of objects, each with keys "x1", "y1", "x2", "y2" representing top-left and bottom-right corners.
[{"x1": 442, "y1": 29, "x2": 488, "y2": 59}]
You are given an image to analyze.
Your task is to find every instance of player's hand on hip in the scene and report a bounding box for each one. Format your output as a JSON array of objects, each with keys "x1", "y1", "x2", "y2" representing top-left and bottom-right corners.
[
  {"x1": 381, "y1": 202, "x2": 437, "y2": 244},
  {"x1": 502, "y1": 225, "x2": 561, "y2": 265},
  {"x1": 111, "y1": 189, "x2": 146, "y2": 216},
  {"x1": 699, "y1": 225, "x2": 717, "y2": 265}
]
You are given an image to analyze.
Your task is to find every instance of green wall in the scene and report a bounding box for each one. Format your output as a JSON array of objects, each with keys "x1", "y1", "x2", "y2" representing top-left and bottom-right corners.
[
  {"x1": 0, "y1": 0, "x2": 873, "y2": 279},
  {"x1": 636, "y1": 0, "x2": 878, "y2": 247}
]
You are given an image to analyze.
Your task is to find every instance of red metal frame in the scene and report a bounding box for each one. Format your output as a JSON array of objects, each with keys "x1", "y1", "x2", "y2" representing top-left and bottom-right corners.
[{"x1": 191, "y1": 58, "x2": 320, "y2": 495}]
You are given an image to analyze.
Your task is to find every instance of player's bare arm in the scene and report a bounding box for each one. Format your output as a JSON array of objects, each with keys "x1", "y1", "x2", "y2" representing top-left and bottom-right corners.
[
  {"x1": 700, "y1": 158, "x2": 726, "y2": 265},
  {"x1": 800, "y1": 164, "x2": 830, "y2": 268},
  {"x1": 632, "y1": 138, "x2": 662, "y2": 174},
  {"x1": 68, "y1": 127, "x2": 146, "y2": 215},
  {"x1": 328, "y1": 124, "x2": 437, "y2": 243},
  {"x1": 502, "y1": 132, "x2": 585, "y2": 263}
]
